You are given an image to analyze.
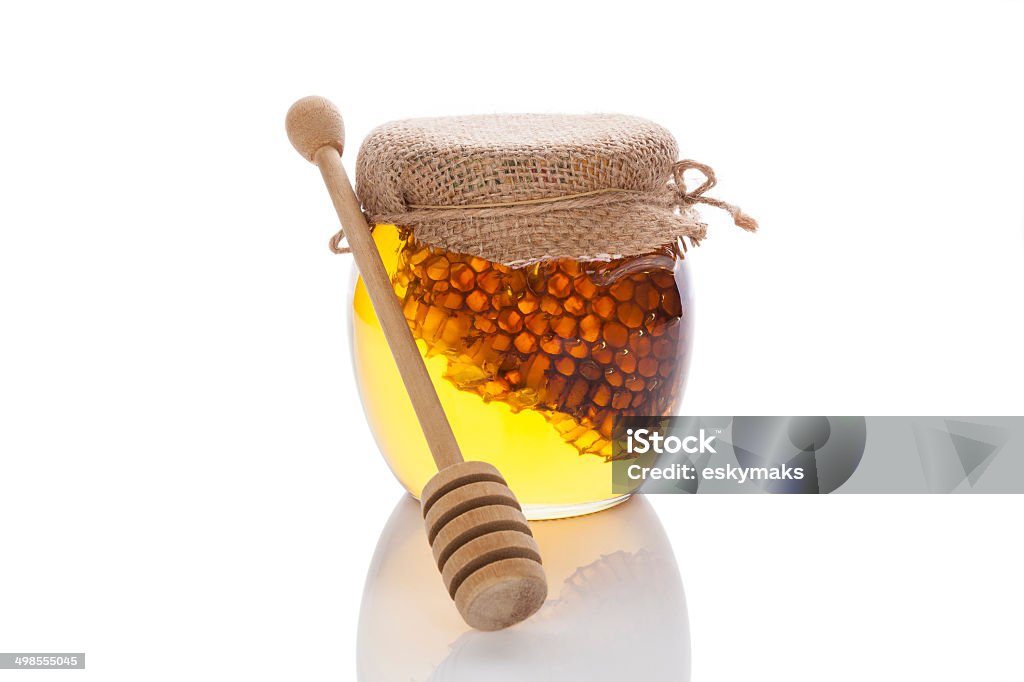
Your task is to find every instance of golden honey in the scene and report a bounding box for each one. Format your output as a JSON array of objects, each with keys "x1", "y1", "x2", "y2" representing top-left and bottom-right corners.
[{"x1": 352, "y1": 224, "x2": 692, "y2": 518}]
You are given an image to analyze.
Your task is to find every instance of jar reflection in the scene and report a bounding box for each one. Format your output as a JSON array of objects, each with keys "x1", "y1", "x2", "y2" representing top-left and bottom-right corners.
[{"x1": 357, "y1": 495, "x2": 690, "y2": 682}]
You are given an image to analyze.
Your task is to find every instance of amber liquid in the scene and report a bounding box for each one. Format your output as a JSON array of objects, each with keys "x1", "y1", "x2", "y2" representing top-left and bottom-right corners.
[{"x1": 351, "y1": 225, "x2": 692, "y2": 517}]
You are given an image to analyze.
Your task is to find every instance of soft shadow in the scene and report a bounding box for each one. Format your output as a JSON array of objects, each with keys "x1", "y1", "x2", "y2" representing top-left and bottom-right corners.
[{"x1": 357, "y1": 495, "x2": 690, "y2": 681}]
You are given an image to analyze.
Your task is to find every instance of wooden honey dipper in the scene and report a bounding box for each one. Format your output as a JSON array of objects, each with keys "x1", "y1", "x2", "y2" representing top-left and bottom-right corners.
[{"x1": 285, "y1": 96, "x2": 547, "y2": 631}]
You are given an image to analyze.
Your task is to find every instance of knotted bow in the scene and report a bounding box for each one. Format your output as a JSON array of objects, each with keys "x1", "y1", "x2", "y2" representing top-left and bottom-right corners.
[{"x1": 670, "y1": 160, "x2": 758, "y2": 233}]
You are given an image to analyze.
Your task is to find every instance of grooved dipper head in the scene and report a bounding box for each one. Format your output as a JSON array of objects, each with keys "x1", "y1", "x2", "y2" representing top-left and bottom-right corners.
[{"x1": 421, "y1": 461, "x2": 548, "y2": 630}]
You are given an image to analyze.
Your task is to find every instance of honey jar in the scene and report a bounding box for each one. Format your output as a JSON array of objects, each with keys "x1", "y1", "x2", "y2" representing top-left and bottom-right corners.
[{"x1": 344, "y1": 114, "x2": 755, "y2": 518}]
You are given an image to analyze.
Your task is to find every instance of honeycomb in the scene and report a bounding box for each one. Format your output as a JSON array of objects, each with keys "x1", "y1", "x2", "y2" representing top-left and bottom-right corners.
[{"x1": 390, "y1": 229, "x2": 690, "y2": 460}]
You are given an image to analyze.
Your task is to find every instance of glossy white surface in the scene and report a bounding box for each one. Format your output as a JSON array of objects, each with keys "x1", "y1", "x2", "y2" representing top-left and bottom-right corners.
[{"x1": 1, "y1": 2, "x2": 1023, "y2": 681}]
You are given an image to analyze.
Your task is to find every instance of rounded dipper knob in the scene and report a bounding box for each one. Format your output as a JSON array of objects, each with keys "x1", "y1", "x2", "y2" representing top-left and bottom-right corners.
[{"x1": 286, "y1": 95, "x2": 346, "y2": 162}]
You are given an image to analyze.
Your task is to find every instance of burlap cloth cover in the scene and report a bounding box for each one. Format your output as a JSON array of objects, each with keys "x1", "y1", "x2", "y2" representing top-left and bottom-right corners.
[{"x1": 342, "y1": 113, "x2": 755, "y2": 266}]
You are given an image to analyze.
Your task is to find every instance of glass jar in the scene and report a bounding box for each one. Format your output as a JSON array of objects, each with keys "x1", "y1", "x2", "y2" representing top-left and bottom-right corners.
[{"x1": 350, "y1": 223, "x2": 692, "y2": 519}]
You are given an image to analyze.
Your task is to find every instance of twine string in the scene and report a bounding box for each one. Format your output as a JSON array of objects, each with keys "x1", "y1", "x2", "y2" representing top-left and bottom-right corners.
[
  {"x1": 328, "y1": 229, "x2": 351, "y2": 254},
  {"x1": 671, "y1": 160, "x2": 759, "y2": 233},
  {"x1": 328, "y1": 159, "x2": 756, "y2": 254}
]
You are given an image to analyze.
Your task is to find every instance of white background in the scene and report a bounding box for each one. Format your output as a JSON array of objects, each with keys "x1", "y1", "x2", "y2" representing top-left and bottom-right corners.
[{"x1": 1, "y1": 1, "x2": 1022, "y2": 680}]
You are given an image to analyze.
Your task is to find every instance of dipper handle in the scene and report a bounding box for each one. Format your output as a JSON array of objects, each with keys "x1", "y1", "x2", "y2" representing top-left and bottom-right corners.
[{"x1": 286, "y1": 96, "x2": 464, "y2": 471}]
